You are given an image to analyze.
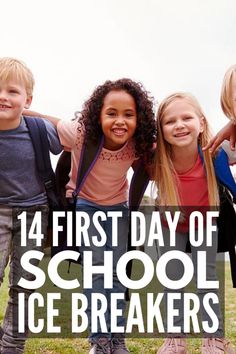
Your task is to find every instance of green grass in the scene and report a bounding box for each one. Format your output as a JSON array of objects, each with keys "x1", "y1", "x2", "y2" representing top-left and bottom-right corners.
[{"x1": 0, "y1": 260, "x2": 235, "y2": 353}]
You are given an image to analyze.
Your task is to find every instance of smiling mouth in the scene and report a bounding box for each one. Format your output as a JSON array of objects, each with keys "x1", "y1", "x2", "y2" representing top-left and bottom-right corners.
[
  {"x1": 0, "y1": 104, "x2": 10, "y2": 109},
  {"x1": 174, "y1": 132, "x2": 189, "y2": 137},
  {"x1": 112, "y1": 128, "x2": 127, "y2": 136}
]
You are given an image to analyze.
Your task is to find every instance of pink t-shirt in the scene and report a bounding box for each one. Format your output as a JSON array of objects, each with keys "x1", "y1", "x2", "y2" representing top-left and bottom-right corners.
[
  {"x1": 177, "y1": 155, "x2": 209, "y2": 207},
  {"x1": 175, "y1": 155, "x2": 209, "y2": 233},
  {"x1": 57, "y1": 120, "x2": 137, "y2": 205}
]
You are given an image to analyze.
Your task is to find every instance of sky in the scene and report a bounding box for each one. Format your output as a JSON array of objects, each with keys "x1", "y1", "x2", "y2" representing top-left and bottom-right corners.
[{"x1": 1, "y1": 0, "x2": 236, "y2": 175}]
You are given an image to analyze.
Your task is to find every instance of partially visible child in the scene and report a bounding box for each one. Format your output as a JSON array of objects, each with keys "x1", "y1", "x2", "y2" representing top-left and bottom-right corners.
[
  {"x1": 221, "y1": 64, "x2": 236, "y2": 124},
  {"x1": 220, "y1": 64, "x2": 236, "y2": 162},
  {"x1": 205, "y1": 64, "x2": 236, "y2": 153},
  {"x1": 25, "y1": 78, "x2": 156, "y2": 354},
  {"x1": 0, "y1": 58, "x2": 61, "y2": 354},
  {"x1": 153, "y1": 92, "x2": 236, "y2": 354}
]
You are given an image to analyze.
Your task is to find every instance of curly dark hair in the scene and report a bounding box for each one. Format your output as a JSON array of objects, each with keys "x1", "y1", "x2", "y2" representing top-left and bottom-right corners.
[{"x1": 78, "y1": 78, "x2": 156, "y2": 162}]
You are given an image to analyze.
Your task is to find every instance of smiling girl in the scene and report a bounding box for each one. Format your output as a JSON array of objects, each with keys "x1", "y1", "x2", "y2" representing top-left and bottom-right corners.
[
  {"x1": 25, "y1": 78, "x2": 156, "y2": 354},
  {"x1": 153, "y1": 92, "x2": 236, "y2": 354}
]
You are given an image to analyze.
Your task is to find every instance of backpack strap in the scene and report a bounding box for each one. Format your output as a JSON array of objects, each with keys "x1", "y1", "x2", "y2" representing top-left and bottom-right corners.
[
  {"x1": 229, "y1": 247, "x2": 236, "y2": 287},
  {"x1": 24, "y1": 116, "x2": 59, "y2": 208},
  {"x1": 198, "y1": 146, "x2": 236, "y2": 200},
  {"x1": 213, "y1": 148, "x2": 236, "y2": 201},
  {"x1": 126, "y1": 159, "x2": 150, "y2": 300},
  {"x1": 65, "y1": 135, "x2": 104, "y2": 272},
  {"x1": 198, "y1": 145, "x2": 236, "y2": 287},
  {"x1": 72, "y1": 138, "x2": 150, "y2": 299},
  {"x1": 72, "y1": 136, "x2": 104, "y2": 199},
  {"x1": 129, "y1": 159, "x2": 150, "y2": 210},
  {"x1": 73, "y1": 138, "x2": 149, "y2": 205}
]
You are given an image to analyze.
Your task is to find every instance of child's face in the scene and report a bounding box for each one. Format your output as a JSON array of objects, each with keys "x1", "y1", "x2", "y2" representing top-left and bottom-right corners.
[
  {"x1": 100, "y1": 90, "x2": 137, "y2": 150},
  {"x1": 161, "y1": 98, "x2": 204, "y2": 150},
  {"x1": 0, "y1": 79, "x2": 32, "y2": 129},
  {"x1": 231, "y1": 72, "x2": 236, "y2": 119}
]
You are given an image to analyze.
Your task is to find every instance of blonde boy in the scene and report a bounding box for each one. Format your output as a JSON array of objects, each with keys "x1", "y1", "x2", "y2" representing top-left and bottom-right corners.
[{"x1": 0, "y1": 58, "x2": 61, "y2": 353}]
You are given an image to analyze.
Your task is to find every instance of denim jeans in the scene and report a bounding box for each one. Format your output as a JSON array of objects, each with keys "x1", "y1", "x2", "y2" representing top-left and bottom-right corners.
[
  {"x1": 0, "y1": 204, "x2": 49, "y2": 353},
  {"x1": 76, "y1": 198, "x2": 129, "y2": 342},
  {"x1": 159, "y1": 227, "x2": 223, "y2": 337}
]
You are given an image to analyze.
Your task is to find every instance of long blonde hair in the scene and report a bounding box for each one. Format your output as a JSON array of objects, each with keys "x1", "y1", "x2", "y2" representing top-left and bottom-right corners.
[
  {"x1": 220, "y1": 64, "x2": 236, "y2": 123},
  {"x1": 153, "y1": 92, "x2": 219, "y2": 207}
]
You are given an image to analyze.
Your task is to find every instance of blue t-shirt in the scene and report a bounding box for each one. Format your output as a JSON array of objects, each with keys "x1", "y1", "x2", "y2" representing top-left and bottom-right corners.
[{"x1": 0, "y1": 116, "x2": 62, "y2": 206}]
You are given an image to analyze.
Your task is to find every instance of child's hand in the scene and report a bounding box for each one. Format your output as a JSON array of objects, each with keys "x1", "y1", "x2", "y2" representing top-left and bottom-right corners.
[{"x1": 203, "y1": 121, "x2": 236, "y2": 154}]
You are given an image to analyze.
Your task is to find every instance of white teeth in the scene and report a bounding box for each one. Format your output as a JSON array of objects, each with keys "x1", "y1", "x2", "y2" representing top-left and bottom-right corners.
[
  {"x1": 113, "y1": 129, "x2": 127, "y2": 135},
  {"x1": 174, "y1": 133, "x2": 188, "y2": 137}
]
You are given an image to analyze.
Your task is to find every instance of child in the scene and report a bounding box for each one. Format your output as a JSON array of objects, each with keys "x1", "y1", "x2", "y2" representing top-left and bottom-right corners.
[
  {"x1": 26, "y1": 78, "x2": 156, "y2": 354},
  {"x1": 153, "y1": 92, "x2": 236, "y2": 354},
  {"x1": 220, "y1": 64, "x2": 236, "y2": 162},
  {"x1": 205, "y1": 64, "x2": 236, "y2": 153},
  {"x1": 0, "y1": 58, "x2": 61, "y2": 354},
  {"x1": 221, "y1": 64, "x2": 236, "y2": 124}
]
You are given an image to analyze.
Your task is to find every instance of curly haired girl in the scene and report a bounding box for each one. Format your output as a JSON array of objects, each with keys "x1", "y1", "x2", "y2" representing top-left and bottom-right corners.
[{"x1": 25, "y1": 78, "x2": 156, "y2": 354}]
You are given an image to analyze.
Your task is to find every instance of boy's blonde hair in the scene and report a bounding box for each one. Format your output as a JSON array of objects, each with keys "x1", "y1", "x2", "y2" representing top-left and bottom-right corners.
[
  {"x1": 0, "y1": 57, "x2": 34, "y2": 96},
  {"x1": 220, "y1": 64, "x2": 236, "y2": 122},
  {"x1": 153, "y1": 92, "x2": 219, "y2": 207}
]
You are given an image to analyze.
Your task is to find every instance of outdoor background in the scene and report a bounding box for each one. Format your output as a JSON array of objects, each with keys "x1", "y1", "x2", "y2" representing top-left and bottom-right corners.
[
  {"x1": 1, "y1": 0, "x2": 236, "y2": 131},
  {"x1": 1, "y1": 0, "x2": 236, "y2": 353}
]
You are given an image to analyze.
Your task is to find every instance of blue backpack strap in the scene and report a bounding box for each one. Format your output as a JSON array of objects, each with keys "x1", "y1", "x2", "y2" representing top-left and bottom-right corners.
[
  {"x1": 214, "y1": 149, "x2": 236, "y2": 287},
  {"x1": 24, "y1": 116, "x2": 59, "y2": 208},
  {"x1": 213, "y1": 148, "x2": 236, "y2": 201},
  {"x1": 198, "y1": 145, "x2": 236, "y2": 200},
  {"x1": 199, "y1": 145, "x2": 236, "y2": 287}
]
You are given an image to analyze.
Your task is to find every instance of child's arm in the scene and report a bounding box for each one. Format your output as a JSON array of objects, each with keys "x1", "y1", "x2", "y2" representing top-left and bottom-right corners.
[
  {"x1": 43, "y1": 119, "x2": 63, "y2": 154},
  {"x1": 23, "y1": 109, "x2": 61, "y2": 127},
  {"x1": 203, "y1": 121, "x2": 236, "y2": 154},
  {"x1": 221, "y1": 140, "x2": 236, "y2": 165}
]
